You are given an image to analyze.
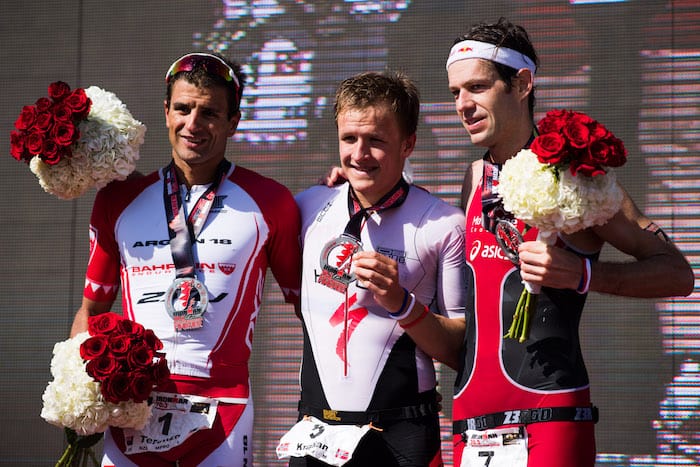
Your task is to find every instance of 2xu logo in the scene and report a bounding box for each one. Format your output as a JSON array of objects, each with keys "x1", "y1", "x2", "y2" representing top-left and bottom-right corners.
[{"x1": 137, "y1": 291, "x2": 228, "y2": 304}]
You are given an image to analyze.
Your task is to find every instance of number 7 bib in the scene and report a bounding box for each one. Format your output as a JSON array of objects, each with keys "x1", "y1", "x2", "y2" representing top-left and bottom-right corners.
[{"x1": 460, "y1": 426, "x2": 528, "y2": 467}]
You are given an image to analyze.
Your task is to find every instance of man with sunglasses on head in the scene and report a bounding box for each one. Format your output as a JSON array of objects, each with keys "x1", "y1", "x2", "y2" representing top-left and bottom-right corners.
[
  {"x1": 69, "y1": 52, "x2": 301, "y2": 466},
  {"x1": 386, "y1": 18, "x2": 694, "y2": 467}
]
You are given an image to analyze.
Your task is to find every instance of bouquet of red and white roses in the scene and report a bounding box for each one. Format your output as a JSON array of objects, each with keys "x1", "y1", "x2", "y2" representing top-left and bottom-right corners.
[
  {"x1": 10, "y1": 81, "x2": 146, "y2": 199},
  {"x1": 498, "y1": 109, "x2": 627, "y2": 342},
  {"x1": 41, "y1": 313, "x2": 169, "y2": 466}
]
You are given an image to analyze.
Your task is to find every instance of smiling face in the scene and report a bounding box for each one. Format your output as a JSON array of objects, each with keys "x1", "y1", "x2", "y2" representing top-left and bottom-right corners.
[
  {"x1": 337, "y1": 104, "x2": 415, "y2": 207},
  {"x1": 447, "y1": 58, "x2": 530, "y2": 163},
  {"x1": 164, "y1": 79, "x2": 240, "y2": 184}
]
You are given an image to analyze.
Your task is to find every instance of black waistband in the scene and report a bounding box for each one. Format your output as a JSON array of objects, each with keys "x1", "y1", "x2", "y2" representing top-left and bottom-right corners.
[
  {"x1": 299, "y1": 394, "x2": 439, "y2": 425},
  {"x1": 453, "y1": 405, "x2": 598, "y2": 433}
]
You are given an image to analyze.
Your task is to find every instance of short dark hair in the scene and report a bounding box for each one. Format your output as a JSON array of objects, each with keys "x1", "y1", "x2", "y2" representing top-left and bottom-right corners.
[
  {"x1": 334, "y1": 71, "x2": 420, "y2": 137},
  {"x1": 455, "y1": 18, "x2": 539, "y2": 116},
  {"x1": 165, "y1": 52, "x2": 247, "y2": 119}
]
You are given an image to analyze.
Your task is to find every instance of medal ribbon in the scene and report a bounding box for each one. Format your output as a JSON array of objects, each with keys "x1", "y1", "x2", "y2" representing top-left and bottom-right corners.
[
  {"x1": 481, "y1": 158, "x2": 510, "y2": 235},
  {"x1": 340, "y1": 178, "x2": 410, "y2": 376},
  {"x1": 344, "y1": 177, "x2": 410, "y2": 239},
  {"x1": 163, "y1": 159, "x2": 231, "y2": 278},
  {"x1": 481, "y1": 133, "x2": 537, "y2": 234}
]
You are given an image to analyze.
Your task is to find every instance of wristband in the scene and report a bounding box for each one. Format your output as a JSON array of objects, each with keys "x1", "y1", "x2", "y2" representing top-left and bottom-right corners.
[
  {"x1": 576, "y1": 257, "x2": 591, "y2": 294},
  {"x1": 392, "y1": 288, "x2": 409, "y2": 317},
  {"x1": 400, "y1": 305, "x2": 430, "y2": 330},
  {"x1": 389, "y1": 289, "x2": 415, "y2": 321}
]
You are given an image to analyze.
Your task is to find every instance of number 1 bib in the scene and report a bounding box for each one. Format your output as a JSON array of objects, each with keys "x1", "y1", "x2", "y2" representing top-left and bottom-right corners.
[{"x1": 122, "y1": 391, "x2": 218, "y2": 454}]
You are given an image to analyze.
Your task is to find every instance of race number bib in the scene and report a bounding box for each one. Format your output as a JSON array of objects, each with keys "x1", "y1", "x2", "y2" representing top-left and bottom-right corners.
[
  {"x1": 276, "y1": 416, "x2": 372, "y2": 466},
  {"x1": 123, "y1": 392, "x2": 218, "y2": 454},
  {"x1": 460, "y1": 426, "x2": 528, "y2": 467}
]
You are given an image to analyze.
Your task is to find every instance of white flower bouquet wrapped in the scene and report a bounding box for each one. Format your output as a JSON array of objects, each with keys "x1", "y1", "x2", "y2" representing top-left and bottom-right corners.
[
  {"x1": 498, "y1": 109, "x2": 627, "y2": 342},
  {"x1": 10, "y1": 81, "x2": 146, "y2": 200},
  {"x1": 41, "y1": 313, "x2": 169, "y2": 466}
]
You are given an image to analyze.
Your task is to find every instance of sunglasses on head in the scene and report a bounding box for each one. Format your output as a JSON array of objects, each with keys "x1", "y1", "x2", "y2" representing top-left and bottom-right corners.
[{"x1": 165, "y1": 53, "x2": 240, "y2": 88}]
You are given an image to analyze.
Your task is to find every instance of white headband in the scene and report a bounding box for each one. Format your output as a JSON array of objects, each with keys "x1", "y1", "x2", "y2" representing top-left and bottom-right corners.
[{"x1": 446, "y1": 40, "x2": 537, "y2": 74}]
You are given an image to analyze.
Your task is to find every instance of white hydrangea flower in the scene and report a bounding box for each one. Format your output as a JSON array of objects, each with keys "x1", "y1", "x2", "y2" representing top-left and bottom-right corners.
[
  {"x1": 29, "y1": 86, "x2": 147, "y2": 200},
  {"x1": 499, "y1": 149, "x2": 622, "y2": 236},
  {"x1": 41, "y1": 332, "x2": 152, "y2": 435}
]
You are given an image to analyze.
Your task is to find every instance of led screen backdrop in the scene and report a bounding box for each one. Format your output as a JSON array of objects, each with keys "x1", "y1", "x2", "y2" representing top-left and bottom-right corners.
[{"x1": 0, "y1": 1, "x2": 698, "y2": 465}]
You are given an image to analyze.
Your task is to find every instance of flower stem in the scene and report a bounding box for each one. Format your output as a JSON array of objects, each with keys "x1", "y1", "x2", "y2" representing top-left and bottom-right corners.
[
  {"x1": 504, "y1": 288, "x2": 537, "y2": 342},
  {"x1": 519, "y1": 292, "x2": 538, "y2": 343}
]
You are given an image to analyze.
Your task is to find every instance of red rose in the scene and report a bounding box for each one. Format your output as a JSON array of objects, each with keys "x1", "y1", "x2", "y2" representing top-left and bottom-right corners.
[
  {"x1": 562, "y1": 119, "x2": 590, "y2": 149},
  {"x1": 88, "y1": 312, "x2": 122, "y2": 335},
  {"x1": 128, "y1": 370, "x2": 155, "y2": 402},
  {"x1": 109, "y1": 334, "x2": 132, "y2": 355},
  {"x1": 537, "y1": 109, "x2": 569, "y2": 134},
  {"x1": 126, "y1": 343, "x2": 155, "y2": 369},
  {"x1": 10, "y1": 131, "x2": 26, "y2": 161},
  {"x1": 531, "y1": 133, "x2": 566, "y2": 165},
  {"x1": 41, "y1": 139, "x2": 61, "y2": 165},
  {"x1": 598, "y1": 136, "x2": 627, "y2": 168},
  {"x1": 80, "y1": 335, "x2": 109, "y2": 360},
  {"x1": 143, "y1": 329, "x2": 164, "y2": 351},
  {"x1": 570, "y1": 111, "x2": 595, "y2": 127},
  {"x1": 534, "y1": 109, "x2": 628, "y2": 177},
  {"x1": 52, "y1": 102, "x2": 74, "y2": 122},
  {"x1": 25, "y1": 132, "x2": 44, "y2": 155},
  {"x1": 570, "y1": 157, "x2": 606, "y2": 177},
  {"x1": 48, "y1": 81, "x2": 72, "y2": 101},
  {"x1": 34, "y1": 112, "x2": 54, "y2": 133},
  {"x1": 584, "y1": 134, "x2": 626, "y2": 171},
  {"x1": 118, "y1": 319, "x2": 145, "y2": 337},
  {"x1": 14, "y1": 105, "x2": 37, "y2": 131},
  {"x1": 86, "y1": 354, "x2": 120, "y2": 381},
  {"x1": 589, "y1": 122, "x2": 609, "y2": 141},
  {"x1": 35, "y1": 97, "x2": 53, "y2": 112},
  {"x1": 51, "y1": 121, "x2": 78, "y2": 147},
  {"x1": 65, "y1": 88, "x2": 91, "y2": 120},
  {"x1": 101, "y1": 372, "x2": 132, "y2": 403}
]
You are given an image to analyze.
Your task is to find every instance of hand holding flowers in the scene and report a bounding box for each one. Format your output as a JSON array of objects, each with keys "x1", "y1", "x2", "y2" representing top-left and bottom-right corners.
[
  {"x1": 498, "y1": 109, "x2": 627, "y2": 342},
  {"x1": 10, "y1": 81, "x2": 146, "y2": 199},
  {"x1": 41, "y1": 313, "x2": 169, "y2": 466}
]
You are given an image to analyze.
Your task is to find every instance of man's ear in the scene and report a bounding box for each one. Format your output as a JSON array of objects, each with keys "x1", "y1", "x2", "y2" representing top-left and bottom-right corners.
[
  {"x1": 514, "y1": 69, "x2": 534, "y2": 100},
  {"x1": 402, "y1": 133, "x2": 417, "y2": 159},
  {"x1": 228, "y1": 111, "x2": 241, "y2": 137}
]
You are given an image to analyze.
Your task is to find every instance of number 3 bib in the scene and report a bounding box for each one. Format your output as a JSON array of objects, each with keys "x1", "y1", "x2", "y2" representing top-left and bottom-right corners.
[
  {"x1": 277, "y1": 416, "x2": 372, "y2": 466},
  {"x1": 122, "y1": 391, "x2": 218, "y2": 454}
]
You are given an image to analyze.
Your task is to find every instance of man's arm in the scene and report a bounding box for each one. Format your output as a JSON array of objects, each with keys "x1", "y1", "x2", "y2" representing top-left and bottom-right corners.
[
  {"x1": 351, "y1": 251, "x2": 466, "y2": 370},
  {"x1": 587, "y1": 190, "x2": 694, "y2": 297},
  {"x1": 399, "y1": 313, "x2": 465, "y2": 371},
  {"x1": 517, "y1": 188, "x2": 694, "y2": 298},
  {"x1": 70, "y1": 297, "x2": 113, "y2": 337}
]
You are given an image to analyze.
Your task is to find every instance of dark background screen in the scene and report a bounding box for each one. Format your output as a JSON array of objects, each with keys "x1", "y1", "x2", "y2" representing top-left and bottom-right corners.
[{"x1": 0, "y1": 1, "x2": 698, "y2": 465}]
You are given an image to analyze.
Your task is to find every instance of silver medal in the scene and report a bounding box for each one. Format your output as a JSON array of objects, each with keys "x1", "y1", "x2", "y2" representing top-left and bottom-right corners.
[
  {"x1": 495, "y1": 220, "x2": 523, "y2": 264},
  {"x1": 165, "y1": 277, "x2": 209, "y2": 331},
  {"x1": 317, "y1": 234, "x2": 363, "y2": 293}
]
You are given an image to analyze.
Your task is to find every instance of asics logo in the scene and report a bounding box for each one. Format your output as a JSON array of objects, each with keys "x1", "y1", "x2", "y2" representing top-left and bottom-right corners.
[{"x1": 469, "y1": 240, "x2": 510, "y2": 262}]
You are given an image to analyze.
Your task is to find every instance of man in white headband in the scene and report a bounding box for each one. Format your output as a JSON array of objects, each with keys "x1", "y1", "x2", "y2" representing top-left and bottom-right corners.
[
  {"x1": 445, "y1": 39, "x2": 537, "y2": 75},
  {"x1": 398, "y1": 17, "x2": 693, "y2": 467}
]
